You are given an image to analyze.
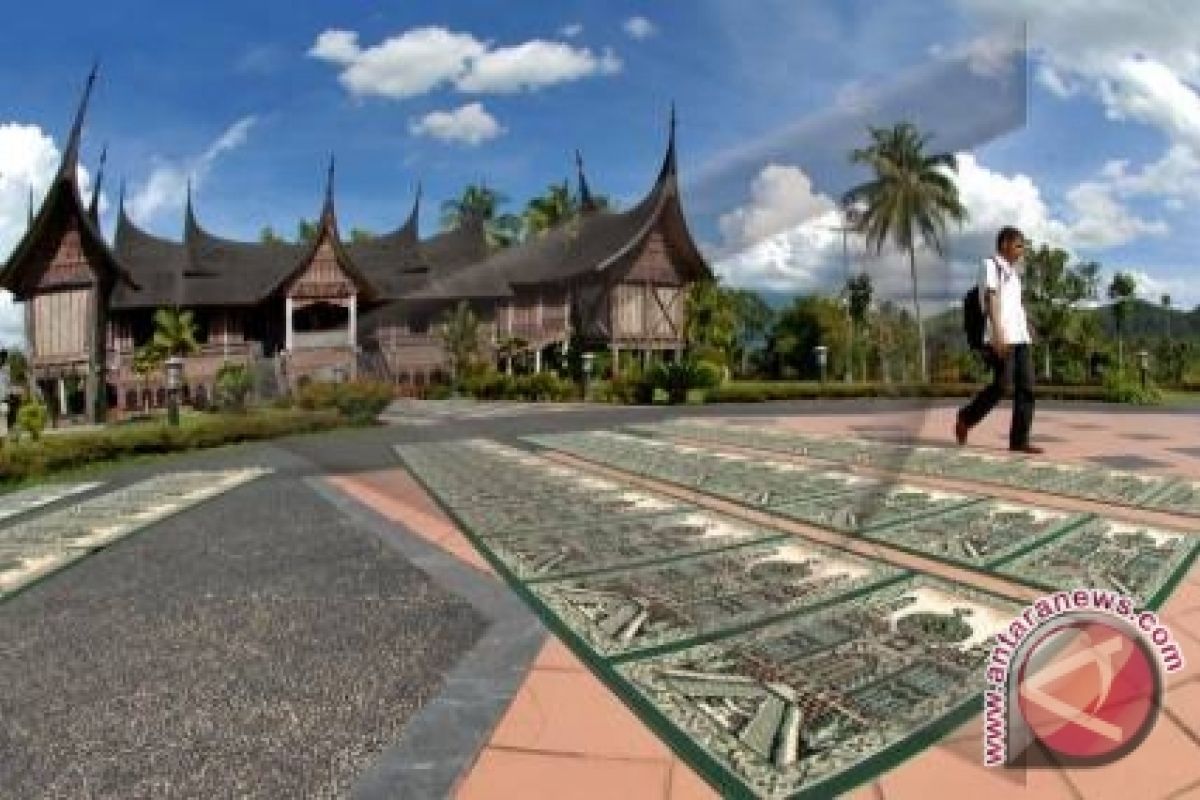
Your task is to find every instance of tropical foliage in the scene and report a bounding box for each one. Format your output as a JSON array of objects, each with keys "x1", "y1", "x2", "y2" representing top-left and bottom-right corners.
[
  {"x1": 438, "y1": 300, "x2": 483, "y2": 386},
  {"x1": 440, "y1": 183, "x2": 522, "y2": 249},
  {"x1": 152, "y1": 307, "x2": 200, "y2": 358},
  {"x1": 843, "y1": 122, "x2": 967, "y2": 381},
  {"x1": 1107, "y1": 271, "x2": 1138, "y2": 374}
]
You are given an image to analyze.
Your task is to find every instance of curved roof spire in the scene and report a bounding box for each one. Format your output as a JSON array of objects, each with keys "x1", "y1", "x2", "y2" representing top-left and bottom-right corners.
[
  {"x1": 184, "y1": 177, "x2": 199, "y2": 235},
  {"x1": 575, "y1": 149, "x2": 599, "y2": 214},
  {"x1": 88, "y1": 144, "x2": 107, "y2": 222},
  {"x1": 320, "y1": 153, "x2": 337, "y2": 227},
  {"x1": 656, "y1": 102, "x2": 678, "y2": 184},
  {"x1": 401, "y1": 180, "x2": 421, "y2": 238},
  {"x1": 62, "y1": 61, "x2": 99, "y2": 181},
  {"x1": 27, "y1": 184, "x2": 34, "y2": 227}
]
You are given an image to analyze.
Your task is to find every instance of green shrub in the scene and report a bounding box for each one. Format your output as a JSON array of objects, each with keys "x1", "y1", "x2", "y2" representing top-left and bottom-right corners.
[
  {"x1": 215, "y1": 362, "x2": 254, "y2": 413},
  {"x1": 16, "y1": 402, "x2": 48, "y2": 441},
  {"x1": 1102, "y1": 373, "x2": 1163, "y2": 405},
  {"x1": 424, "y1": 383, "x2": 454, "y2": 400},
  {"x1": 294, "y1": 380, "x2": 393, "y2": 423},
  {"x1": 0, "y1": 409, "x2": 345, "y2": 483}
]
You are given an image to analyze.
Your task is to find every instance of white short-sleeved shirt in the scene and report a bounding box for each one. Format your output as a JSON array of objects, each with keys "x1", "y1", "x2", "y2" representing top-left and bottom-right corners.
[{"x1": 979, "y1": 254, "x2": 1031, "y2": 345}]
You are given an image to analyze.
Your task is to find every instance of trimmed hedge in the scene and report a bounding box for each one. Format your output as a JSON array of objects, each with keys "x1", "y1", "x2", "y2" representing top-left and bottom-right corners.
[
  {"x1": 0, "y1": 409, "x2": 345, "y2": 483},
  {"x1": 706, "y1": 381, "x2": 1114, "y2": 404},
  {"x1": 295, "y1": 379, "x2": 394, "y2": 424}
]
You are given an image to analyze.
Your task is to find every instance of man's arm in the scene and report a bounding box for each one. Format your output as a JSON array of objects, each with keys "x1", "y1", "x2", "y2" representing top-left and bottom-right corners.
[{"x1": 986, "y1": 289, "x2": 1008, "y2": 357}]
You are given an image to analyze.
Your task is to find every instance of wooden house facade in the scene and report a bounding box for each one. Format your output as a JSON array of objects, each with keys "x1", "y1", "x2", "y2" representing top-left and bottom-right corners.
[{"x1": 1, "y1": 71, "x2": 713, "y2": 422}]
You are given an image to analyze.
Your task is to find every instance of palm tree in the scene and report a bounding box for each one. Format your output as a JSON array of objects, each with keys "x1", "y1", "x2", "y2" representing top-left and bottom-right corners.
[
  {"x1": 1162, "y1": 293, "x2": 1172, "y2": 341},
  {"x1": 1107, "y1": 271, "x2": 1138, "y2": 374},
  {"x1": 684, "y1": 280, "x2": 738, "y2": 367},
  {"x1": 843, "y1": 122, "x2": 967, "y2": 382},
  {"x1": 496, "y1": 335, "x2": 529, "y2": 376},
  {"x1": 523, "y1": 181, "x2": 578, "y2": 238},
  {"x1": 152, "y1": 308, "x2": 200, "y2": 357},
  {"x1": 844, "y1": 273, "x2": 874, "y2": 382},
  {"x1": 727, "y1": 289, "x2": 774, "y2": 377},
  {"x1": 440, "y1": 183, "x2": 522, "y2": 249},
  {"x1": 439, "y1": 300, "x2": 482, "y2": 388},
  {"x1": 132, "y1": 344, "x2": 164, "y2": 409}
]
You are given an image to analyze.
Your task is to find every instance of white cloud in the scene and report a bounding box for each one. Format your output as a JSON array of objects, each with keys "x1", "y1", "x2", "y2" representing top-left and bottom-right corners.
[
  {"x1": 624, "y1": 16, "x2": 657, "y2": 40},
  {"x1": 1060, "y1": 180, "x2": 1169, "y2": 248},
  {"x1": 0, "y1": 123, "x2": 63, "y2": 346},
  {"x1": 717, "y1": 164, "x2": 837, "y2": 251},
  {"x1": 560, "y1": 23, "x2": 584, "y2": 38},
  {"x1": 308, "y1": 29, "x2": 362, "y2": 65},
  {"x1": 457, "y1": 41, "x2": 621, "y2": 93},
  {"x1": 931, "y1": 33, "x2": 1023, "y2": 79},
  {"x1": 308, "y1": 26, "x2": 621, "y2": 99},
  {"x1": 409, "y1": 103, "x2": 504, "y2": 146},
  {"x1": 711, "y1": 156, "x2": 1164, "y2": 302},
  {"x1": 128, "y1": 116, "x2": 257, "y2": 223},
  {"x1": 1035, "y1": 64, "x2": 1078, "y2": 98}
]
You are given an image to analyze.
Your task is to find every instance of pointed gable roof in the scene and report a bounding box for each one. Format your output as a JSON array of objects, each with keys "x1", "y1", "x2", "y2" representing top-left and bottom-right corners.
[
  {"x1": 408, "y1": 107, "x2": 711, "y2": 300},
  {"x1": 344, "y1": 182, "x2": 432, "y2": 296},
  {"x1": 0, "y1": 66, "x2": 138, "y2": 298}
]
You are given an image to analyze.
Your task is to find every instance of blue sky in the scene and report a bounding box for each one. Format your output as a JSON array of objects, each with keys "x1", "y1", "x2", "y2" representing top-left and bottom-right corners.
[{"x1": 1, "y1": 0, "x2": 1198, "y2": 339}]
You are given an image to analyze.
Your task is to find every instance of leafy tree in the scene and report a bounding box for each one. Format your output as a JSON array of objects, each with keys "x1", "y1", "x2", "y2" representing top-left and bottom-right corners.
[
  {"x1": 843, "y1": 122, "x2": 967, "y2": 381},
  {"x1": 152, "y1": 308, "x2": 200, "y2": 357},
  {"x1": 297, "y1": 218, "x2": 319, "y2": 245},
  {"x1": 1162, "y1": 293, "x2": 1172, "y2": 340},
  {"x1": 727, "y1": 289, "x2": 775, "y2": 377},
  {"x1": 843, "y1": 273, "x2": 873, "y2": 382},
  {"x1": 496, "y1": 335, "x2": 529, "y2": 376},
  {"x1": 132, "y1": 344, "x2": 165, "y2": 405},
  {"x1": 440, "y1": 183, "x2": 522, "y2": 249},
  {"x1": 259, "y1": 226, "x2": 285, "y2": 245},
  {"x1": 1022, "y1": 245, "x2": 1099, "y2": 379},
  {"x1": 439, "y1": 300, "x2": 482, "y2": 388},
  {"x1": 523, "y1": 181, "x2": 578, "y2": 238},
  {"x1": 765, "y1": 296, "x2": 851, "y2": 380},
  {"x1": 1107, "y1": 271, "x2": 1138, "y2": 374},
  {"x1": 684, "y1": 280, "x2": 738, "y2": 365}
]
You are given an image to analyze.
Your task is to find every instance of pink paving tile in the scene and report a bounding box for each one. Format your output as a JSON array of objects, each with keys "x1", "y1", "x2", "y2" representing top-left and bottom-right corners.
[
  {"x1": 1163, "y1": 680, "x2": 1200, "y2": 744},
  {"x1": 533, "y1": 636, "x2": 586, "y2": 672},
  {"x1": 666, "y1": 758, "x2": 719, "y2": 800},
  {"x1": 326, "y1": 472, "x2": 494, "y2": 575},
  {"x1": 454, "y1": 748, "x2": 671, "y2": 800},
  {"x1": 879, "y1": 718, "x2": 1076, "y2": 800},
  {"x1": 1058, "y1": 712, "x2": 1200, "y2": 800},
  {"x1": 488, "y1": 667, "x2": 672, "y2": 760}
]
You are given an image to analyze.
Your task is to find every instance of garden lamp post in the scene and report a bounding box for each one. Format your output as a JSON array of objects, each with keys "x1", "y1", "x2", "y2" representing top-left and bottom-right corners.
[
  {"x1": 814, "y1": 345, "x2": 829, "y2": 384},
  {"x1": 1138, "y1": 350, "x2": 1150, "y2": 389},
  {"x1": 582, "y1": 352, "x2": 595, "y2": 401},
  {"x1": 165, "y1": 355, "x2": 183, "y2": 427}
]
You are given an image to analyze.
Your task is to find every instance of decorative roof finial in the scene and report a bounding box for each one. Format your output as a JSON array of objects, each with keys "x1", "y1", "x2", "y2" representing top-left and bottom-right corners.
[
  {"x1": 88, "y1": 144, "x2": 107, "y2": 221},
  {"x1": 63, "y1": 62, "x2": 99, "y2": 179},
  {"x1": 575, "y1": 149, "x2": 598, "y2": 214}
]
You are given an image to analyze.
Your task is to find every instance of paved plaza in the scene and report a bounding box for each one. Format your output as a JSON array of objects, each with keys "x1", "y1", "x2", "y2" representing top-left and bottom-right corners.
[{"x1": 2, "y1": 398, "x2": 1199, "y2": 798}]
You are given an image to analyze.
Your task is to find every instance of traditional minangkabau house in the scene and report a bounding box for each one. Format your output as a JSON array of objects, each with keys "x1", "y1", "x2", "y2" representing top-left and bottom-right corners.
[{"x1": 1, "y1": 70, "x2": 713, "y2": 423}]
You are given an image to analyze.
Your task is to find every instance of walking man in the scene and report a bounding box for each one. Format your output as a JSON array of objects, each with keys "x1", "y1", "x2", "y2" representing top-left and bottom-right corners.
[{"x1": 955, "y1": 226, "x2": 1042, "y2": 454}]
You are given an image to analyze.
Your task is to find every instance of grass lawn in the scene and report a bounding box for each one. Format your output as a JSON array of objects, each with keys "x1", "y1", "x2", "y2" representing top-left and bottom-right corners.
[{"x1": 0, "y1": 407, "x2": 354, "y2": 489}]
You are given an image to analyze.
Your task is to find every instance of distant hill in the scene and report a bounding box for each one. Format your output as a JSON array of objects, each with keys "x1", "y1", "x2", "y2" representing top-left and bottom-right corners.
[
  {"x1": 741, "y1": 289, "x2": 1200, "y2": 343},
  {"x1": 924, "y1": 298, "x2": 1200, "y2": 347}
]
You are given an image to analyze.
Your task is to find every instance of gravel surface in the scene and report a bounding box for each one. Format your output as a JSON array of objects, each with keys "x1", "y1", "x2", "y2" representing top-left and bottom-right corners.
[{"x1": 0, "y1": 466, "x2": 488, "y2": 799}]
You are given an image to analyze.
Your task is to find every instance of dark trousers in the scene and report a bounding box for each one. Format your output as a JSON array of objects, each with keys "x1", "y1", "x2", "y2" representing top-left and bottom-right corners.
[{"x1": 959, "y1": 343, "x2": 1035, "y2": 449}]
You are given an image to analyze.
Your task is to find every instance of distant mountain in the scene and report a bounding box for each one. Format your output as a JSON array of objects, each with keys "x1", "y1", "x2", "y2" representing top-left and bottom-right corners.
[{"x1": 924, "y1": 298, "x2": 1200, "y2": 346}]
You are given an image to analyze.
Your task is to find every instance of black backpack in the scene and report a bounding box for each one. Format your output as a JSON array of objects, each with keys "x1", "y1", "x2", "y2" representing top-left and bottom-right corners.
[{"x1": 963, "y1": 285, "x2": 985, "y2": 351}]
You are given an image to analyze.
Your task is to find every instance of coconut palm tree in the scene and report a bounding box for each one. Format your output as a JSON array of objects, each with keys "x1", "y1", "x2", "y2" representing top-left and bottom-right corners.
[
  {"x1": 152, "y1": 307, "x2": 200, "y2": 357},
  {"x1": 1107, "y1": 271, "x2": 1138, "y2": 374},
  {"x1": 842, "y1": 122, "x2": 967, "y2": 382},
  {"x1": 496, "y1": 335, "x2": 529, "y2": 376},
  {"x1": 439, "y1": 300, "x2": 482, "y2": 389},
  {"x1": 844, "y1": 273, "x2": 874, "y2": 382},
  {"x1": 1162, "y1": 293, "x2": 1173, "y2": 341},
  {"x1": 523, "y1": 181, "x2": 578, "y2": 238},
  {"x1": 440, "y1": 183, "x2": 522, "y2": 249}
]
